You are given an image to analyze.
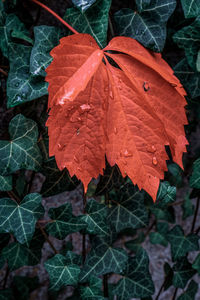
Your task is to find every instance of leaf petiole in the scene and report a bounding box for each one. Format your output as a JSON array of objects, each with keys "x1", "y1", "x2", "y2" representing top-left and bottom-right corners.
[{"x1": 30, "y1": 0, "x2": 79, "y2": 34}]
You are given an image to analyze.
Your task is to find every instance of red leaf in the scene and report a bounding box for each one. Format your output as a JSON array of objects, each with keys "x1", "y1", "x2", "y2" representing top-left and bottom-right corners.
[{"x1": 46, "y1": 33, "x2": 188, "y2": 200}]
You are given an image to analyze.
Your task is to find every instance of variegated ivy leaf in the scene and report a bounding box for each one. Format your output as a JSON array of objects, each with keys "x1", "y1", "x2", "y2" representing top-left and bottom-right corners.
[
  {"x1": 174, "y1": 59, "x2": 200, "y2": 99},
  {"x1": 112, "y1": 248, "x2": 155, "y2": 300},
  {"x1": 0, "y1": 114, "x2": 42, "y2": 175},
  {"x1": 30, "y1": 26, "x2": 62, "y2": 77},
  {"x1": 64, "y1": 0, "x2": 111, "y2": 48},
  {"x1": 0, "y1": 13, "x2": 32, "y2": 58},
  {"x1": 180, "y1": 0, "x2": 200, "y2": 18},
  {"x1": 108, "y1": 184, "x2": 149, "y2": 233},
  {"x1": 44, "y1": 254, "x2": 81, "y2": 291},
  {"x1": 173, "y1": 16, "x2": 200, "y2": 71},
  {"x1": 72, "y1": 0, "x2": 97, "y2": 12},
  {"x1": 0, "y1": 193, "x2": 44, "y2": 244},
  {"x1": 0, "y1": 175, "x2": 12, "y2": 191},
  {"x1": 114, "y1": 0, "x2": 176, "y2": 52},
  {"x1": 7, "y1": 44, "x2": 48, "y2": 107}
]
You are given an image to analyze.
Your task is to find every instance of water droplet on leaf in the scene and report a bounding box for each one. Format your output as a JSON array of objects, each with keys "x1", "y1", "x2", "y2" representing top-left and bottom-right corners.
[
  {"x1": 143, "y1": 82, "x2": 150, "y2": 92},
  {"x1": 57, "y1": 143, "x2": 65, "y2": 151},
  {"x1": 114, "y1": 127, "x2": 117, "y2": 134},
  {"x1": 171, "y1": 83, "x2": 177, "y2": 87},
  {"x1": 152, "y1": 156, "x2": 158, "y2": 165},
  {"x1": 77, "y1": 129, "x2": 80, "y2": 135},
  {"x1": 147, "y1": 145, "x2": 156, "y2": 153},
  {"x1": 80, "y1": 104, "x2": 91, "y2": 112},
  {"x1": 109, "y1": 91, "x2": 114, "y2": 99},
  {"x1": 124, "y1": 150, "x2": 133, "y2": 157}
]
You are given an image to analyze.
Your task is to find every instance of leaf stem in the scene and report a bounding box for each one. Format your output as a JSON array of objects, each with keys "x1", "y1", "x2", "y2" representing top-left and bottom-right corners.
[
  {"x1": 7, "y1": 191, "x2": 21, "y2": 204},
  {"x1": 172, "y1": 287, "x2": 178, "y2": 300},
  {"x1": 82, "y1": 189, "x2": 87, "y2": 263},
  {"x1": 0, "y1": 68, "x2": 8, "y2": 77},
  {"x1": 155, "y1": 277, "x2": 166, "y2": 300},
  {"x1": 37, "y1": 223, "x2": 58, "y2": 254},
  {"x1": 191, "y1": 197, "x2": 200, "y2": 233},
  {"x1": 30, "y1": 0, "x2": 79, "y2": 34},
  {"x1": 2, "y1": 262, "x2": 9, "y2": 289}
]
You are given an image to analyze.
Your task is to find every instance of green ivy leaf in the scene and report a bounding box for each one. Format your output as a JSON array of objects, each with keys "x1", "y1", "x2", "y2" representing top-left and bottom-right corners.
[
  {"x1": 156, "y1": 181, "x2": 176, "y2": 208},
  {"x1": 125, "y1": 232, "x2": 145, "y2": 253},
  {"x1": 151, "y1": 206, "x2": 175, "y2": 223},
  {"x1": 0, "y1": 114, "x2": 42, "y2": 175},
  {"x1": 108, "y1": 184, "x2": 149, "y2": 233},
  {"x1": 174, "y1": 59, "x2": 200, "y2": 99},
  {"x1": 173, "y1": 257, "x2": 196, "y2": 288},
  {"x1": 82, "y1": 199, "x2": 108, "y2": 236},
  {"x1": 177, "y1": 280, "x2": 198, "y2": 300},
  {"x1": 95, "y1": 164, "x2": 125, "y2": 195},
  {"x1": 80, "y1": 276, "x2": 105, "y2": 300},
  {"x1": 80, "y1": 199, "x2": 109, "y2": 236},
  {"x1": 0, "y1": 175, "x2": 12, "y2": 191},
  {"x1": 0, "y1": 193, "x2": 44, "y2": 244},
  {"x1": 181, "y1": 195, "x2": 194, "y2": 220},
  {"x1": 2, "y1": 229, "x2": 45, "y2": 270},
  {"x1": 44, "y1": 254, "x2": 81, "y2": 291},
  {"x1": 7, "y1": 44, "x2": 48, "y2": 107},
  {"x1": 167, "y1": 225, "x2": 199, "y2": 261},
  {"x1": 112, "y1": 249, "x2": 155, "y2": 300},
  {"x1": 0, "y1": 13, "x2": 32, "y2": 58},
  {"x1": 39, "y1": 135, "x2": 79, "y2": 197},
  {"x1": 12, "y1": 276, "x2": 39, "y2": 300},
  {"x1": 79, "y1": 237, "x2": 128, "y2": 282},
  {"x1": 173, "y1": 16, "x2": 200, "y2": 71},
  {"x1": 149, "y1": 222, "x2": 168, "y2": 247},
  {"x1": 192, "y1": 253, "x2": 200, "y2": 275},
  {"x1": 190, "y1": 157, "x2": 200, "y2": 188},
  {"x1": 72, "y1": 0, "x2": 97, "y2": 12},
  {"x1": 167, "y1": 163, "x2": 184, "y2": 187},
  {"x1": 30, "y1": 26, "x2": 62, "y2": 77},
  {"x1": 64, "y1": 0, "x2": 111, "y2": 48},
  {"x1": 46, "y1": 203, "x2": 86, "y2": 240},
  {"x1": 0, "y1": 290, "x2": 13, "y2": 300},
  {"x1": 180, "y1": 0, "x2": 200, "y2": 18},
  {"x1": 114, "y1": 0, "x2": 176, "y2": 52}
]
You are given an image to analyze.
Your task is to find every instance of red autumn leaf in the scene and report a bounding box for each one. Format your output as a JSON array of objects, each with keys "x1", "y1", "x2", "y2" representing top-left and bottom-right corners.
[{"x1": 46, "y1": 33, "x2": 188, "y2": 201}]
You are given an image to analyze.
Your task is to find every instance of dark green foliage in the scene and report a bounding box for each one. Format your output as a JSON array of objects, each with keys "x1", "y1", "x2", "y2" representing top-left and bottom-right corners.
[
  {"x1": 80, "y1": 237, "x2": 128, "y2": 282},
  {"x1": 7, "y1": 44, "x2": 48, "y2": 107},
  {"x1": 177, "y1": 280, "x2": 198, "y2": 300},
  {"x1": 0, "y1": 114, "x2": 42, "y2": 175},
  {"x1": 173, "y1": 16, "x2": 200, "y2": 71},
  {"x1": 0, "y1": 1, "x2": 200, "y2": 299},
  {"x1": 114, "y1": 0, "x2": 176, "y2": 52},
  {"x1": 0, "y1": 193, "x2": 44, "y2": 244},
  {"x1": 30, "y1": 26, "x2": 63, "y2": 77},
  {"x1": 172, "y1": 257, "x2": 196, "y2": 288},
  {"x1": 167, "y1": 225, "x2": 199, "y2": 261},
  {"x1": 108, "y1": 183, "x2": 149, "y2": 232},
  {"x1": 112, "y1": 249, "x2": 155, "y2": 300},
  {"x1": 44, "y1": 253, "x2": 81, "y2": 291},
  {"x1": 64, "y1": 0, "x2": 111, "y2": 48},
  {"x1": 0, "y1": 175, "x2": 12, "y2": 191},
  {"x1": 46, "y1": 203, "x2": 86, "y2": 240}
]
